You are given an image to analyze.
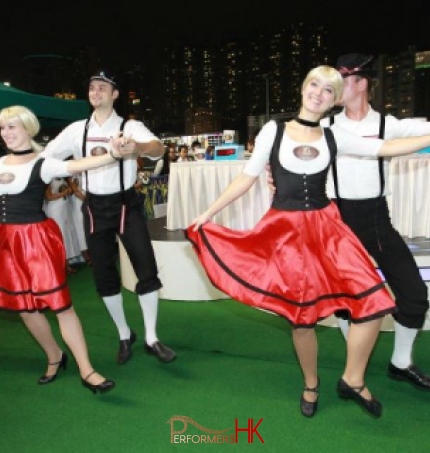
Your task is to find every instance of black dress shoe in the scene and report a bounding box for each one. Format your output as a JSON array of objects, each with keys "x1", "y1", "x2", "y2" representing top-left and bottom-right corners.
[
  {"x1": 38, "y1": 352, "x2": 68, "y2": 385},
  {"x1": 300, "y1": 378, "x2": 319, "y2": 417},
  {"x1": 337, "y1": 378, "x2": 382, "y2": 418},
  {"x1": 388, "y1": 363, "x2": 430, "y2": 391},
  {"x1": 117, "y1": 331, "x2": 136, "y2": 364},
  {"x1": 81, "y1": 371, "x2": 115, "y2": 394},
  {"x1": 144, "y1": 341, "x2": 177, "y2": 363}
]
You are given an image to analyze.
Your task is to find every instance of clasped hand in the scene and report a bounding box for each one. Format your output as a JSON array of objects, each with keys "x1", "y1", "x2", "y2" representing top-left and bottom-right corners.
[{"x1": 110, "y1": 132, "x2": 137, "y2": 157}]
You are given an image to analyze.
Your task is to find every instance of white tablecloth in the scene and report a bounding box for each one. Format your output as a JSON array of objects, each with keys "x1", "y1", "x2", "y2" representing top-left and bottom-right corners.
[
  {"x1": 387, "y1": 154, "x2": 430, "y2": 238},
  {"x1": 166, "y1": 161, "x2": 271, "y2": 230},
  {"x1": 167, "y1": 157, "x2": 430, "y2": 238}
]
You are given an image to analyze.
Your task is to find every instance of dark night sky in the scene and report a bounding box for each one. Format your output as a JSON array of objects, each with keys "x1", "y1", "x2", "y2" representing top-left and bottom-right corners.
[{"x1": 1, "y1": 1, "x2": 430, "y2": 87}]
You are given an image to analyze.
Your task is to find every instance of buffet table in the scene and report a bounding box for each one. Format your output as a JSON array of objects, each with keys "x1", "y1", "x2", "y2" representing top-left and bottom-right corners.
[
  {"x1": 166, "y1": 161, "x2": 271, "y2": 231},
  {"x1": 387, "y1": 154, "x2": 430, "y2": 238}
]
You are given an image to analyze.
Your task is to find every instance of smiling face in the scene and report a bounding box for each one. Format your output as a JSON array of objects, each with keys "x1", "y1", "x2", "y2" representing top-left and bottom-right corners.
[
  {"x1": 88, "y1": 80, "x2": 119, "y2": 110},
  {"x1": 0, "y1": 117, "x2": 32, "y2": 151},
  {"x1": 299, "y1": 66, "x2": 344, "y2": 118},
  {"x1": 301, "y1": 77, "x2": 336, "y2": 114}
]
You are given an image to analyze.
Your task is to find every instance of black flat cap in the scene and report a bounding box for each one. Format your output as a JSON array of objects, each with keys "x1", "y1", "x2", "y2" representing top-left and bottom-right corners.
[
  {"x1": 336, "y1": 54, "x2": 377, "y2": 78},
  {"x1": 89, "y1": 69, "x2": 118, "y2": 88}
]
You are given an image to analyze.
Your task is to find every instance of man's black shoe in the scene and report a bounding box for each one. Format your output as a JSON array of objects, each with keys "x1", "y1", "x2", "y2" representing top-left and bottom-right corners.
[
  {"x1": 388, "y1": 363, "x2": 430, "y2": 391},
  {"x1": 117, "y1": 331, "x2": 137, "y2": 364},
  {"x1": 144, "y1": 341, "x2": 177, "y2": 363}
]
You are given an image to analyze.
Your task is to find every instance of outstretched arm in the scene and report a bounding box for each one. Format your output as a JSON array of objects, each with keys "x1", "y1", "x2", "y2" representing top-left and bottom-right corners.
[
  {"x1": 65, "y1": 133, "x2": 134, "y2": 174},
  {"x1": 135, "y1": 140, "x2": 164, "y2": 158},
  {"x1": 114, "y1": 133, "x2": 164, "y2": 159},
  {"x1": 378, "y1": 135, "x2": 430, "y2": 157},
  {"x1": 192, "y1": 172, "x2": 257, "y2": 230}
]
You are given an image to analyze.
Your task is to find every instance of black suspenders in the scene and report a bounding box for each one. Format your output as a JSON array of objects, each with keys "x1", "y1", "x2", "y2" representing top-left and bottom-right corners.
[
  {"x1": 377, "y1": 115, "x2": 386, "y2": 197},
  {"x1": 270, "y1": 121, "x2": 286, "y2": 160},
  {"x1": 323, "y1": 127, "x2": 338, "y2": 162},
  {"x1": 330, "y1": 114, "x2": 386, "y2": 199},
  {"x1": 82, "y1": 118, "x2": 127, "y2": 193}
]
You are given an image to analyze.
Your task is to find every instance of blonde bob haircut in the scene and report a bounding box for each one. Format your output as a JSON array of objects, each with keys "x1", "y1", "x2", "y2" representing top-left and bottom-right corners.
[
  {"x1": 302, "y1": 65, "x2": 344, "y2": 104},
  {"x1": 0, "y1": 105, "x2": 43, "y2": 152}
]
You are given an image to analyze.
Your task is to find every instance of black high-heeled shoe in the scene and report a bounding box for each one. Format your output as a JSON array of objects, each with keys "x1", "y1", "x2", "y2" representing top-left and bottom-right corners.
[
  {"x1": 38, "y1": 352, "x2": 68, "y2": 385},
  {"x1": 300, "y1": 378, "x2": 319, "y2": 417},
  {"x1": 81, "y1": 371, "x2": 115, "y2": 394},
  {"x1": 337, "y1": 378, "x2": 382, "y2": 418}
]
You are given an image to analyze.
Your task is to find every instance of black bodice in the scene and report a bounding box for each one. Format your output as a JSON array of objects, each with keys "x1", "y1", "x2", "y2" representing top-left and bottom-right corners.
[
  {"x1": 269, "y1": 123, "x2": 337, "y2": 211},
  {"x1": 0, "y1": 159, "x2": 47, "y2": 224}
]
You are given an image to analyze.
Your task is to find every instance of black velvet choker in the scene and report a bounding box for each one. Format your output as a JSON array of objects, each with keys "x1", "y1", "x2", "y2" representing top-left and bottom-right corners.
[
  {"x1": 9, "y1": 149, "x2": 34, "y2": 155},
  {"x1": 295, "y1": 117, "x2": 320, "y2": 128}
]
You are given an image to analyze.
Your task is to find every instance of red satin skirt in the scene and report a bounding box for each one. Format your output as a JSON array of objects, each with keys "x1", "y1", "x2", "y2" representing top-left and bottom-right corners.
[
  {"x1": 185, "y1": 203, "x2": 396, "y2": 327},
  {"x1": 0, "y1": 219, "x2": 72, "y2": 313}
]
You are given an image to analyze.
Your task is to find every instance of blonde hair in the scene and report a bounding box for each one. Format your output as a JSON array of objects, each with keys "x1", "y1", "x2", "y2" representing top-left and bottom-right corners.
[
  {"x1": 302, "y1": 65, "x2": 344, "y2": 103},
  {"x1": 0, "y1": 105, "x2": 43, "y2": 152}
]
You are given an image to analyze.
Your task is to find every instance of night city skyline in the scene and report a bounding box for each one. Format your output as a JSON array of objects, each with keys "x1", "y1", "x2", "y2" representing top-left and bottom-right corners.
[{"x1": 2, "y1": 1, "x2": 430, "y2": 89}]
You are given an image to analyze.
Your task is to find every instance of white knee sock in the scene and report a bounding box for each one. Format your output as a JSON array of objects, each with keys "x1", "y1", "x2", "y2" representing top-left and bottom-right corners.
[
  {"x1": 102, "y1": 294, "x2": 131, "y2": 340},
  {"x1": 337, "y1": 318, "x2": 349, "y2": 340},
  {"x1": 391, "y1": 321, "x2": 418, "y2": 369},
  {"x1": 138, "y1": 291, "x2": 159, "y2": 345}
]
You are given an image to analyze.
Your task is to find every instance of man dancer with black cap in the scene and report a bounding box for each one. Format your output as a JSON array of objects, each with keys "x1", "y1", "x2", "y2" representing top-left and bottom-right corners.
[
  {"x1": 42, "y1": 69, "x2": 176, "y2": 365},
  {"x1": 323, "y1": 54, "x2": 430, "y2": 390}
]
